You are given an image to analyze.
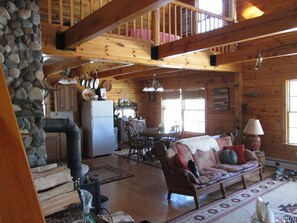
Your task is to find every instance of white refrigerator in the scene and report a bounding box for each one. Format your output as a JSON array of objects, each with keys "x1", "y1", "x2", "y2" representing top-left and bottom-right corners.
[{"x1": 81, "y1": 101, "x2": 115, "y2": 157}]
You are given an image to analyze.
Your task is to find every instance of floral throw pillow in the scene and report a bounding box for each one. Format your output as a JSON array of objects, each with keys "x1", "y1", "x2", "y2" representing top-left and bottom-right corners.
[{"x1": 220, "y1": 149, "x2": 238, "y2": 165}]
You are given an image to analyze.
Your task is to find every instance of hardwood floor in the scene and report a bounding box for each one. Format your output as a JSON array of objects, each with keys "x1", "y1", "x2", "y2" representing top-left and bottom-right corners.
[{"x1": 83, "y1": 154, "x2": 274, "y2": 223}]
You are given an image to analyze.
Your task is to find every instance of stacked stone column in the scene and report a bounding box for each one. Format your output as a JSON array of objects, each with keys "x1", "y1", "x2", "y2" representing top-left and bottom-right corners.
[{"x1": 1, "y1": 0, "x2": 46, "y2": 167}]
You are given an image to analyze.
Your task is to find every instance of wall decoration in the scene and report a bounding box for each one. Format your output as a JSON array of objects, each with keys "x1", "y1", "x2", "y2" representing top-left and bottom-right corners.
[
  {"x1": 118, "y1": 98, "x2": 130, "y2": 107},
  {"x1": 213, "y1": 88, "x2": 230, "y2": 111}
]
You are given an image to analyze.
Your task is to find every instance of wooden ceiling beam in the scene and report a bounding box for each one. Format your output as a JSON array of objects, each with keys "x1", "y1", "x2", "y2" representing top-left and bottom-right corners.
[
  {"x1": 99, "y1": 65, "x2": 160, "y2": 78},
  {"x1": 216, "y1": 32, "x2": 297, "y2": 65},
  {"x1": 58, "y1": 0, "x2": 173, "y2": 49},
  {"x1": 43, "y1": 57, "x2": 91, "y2": 76},
  {"x1": 154, "y1": 5, "x2": 297, "y2": 59},
  {"x1": 42, "y1": 23, "x2": 240, "y2": 72},
  {"x1": 115, "y1": 68, "x2": 179, "y2": 80}
]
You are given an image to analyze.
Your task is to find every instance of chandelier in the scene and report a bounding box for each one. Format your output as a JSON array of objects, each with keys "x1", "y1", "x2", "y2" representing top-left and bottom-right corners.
[
  {"x1": 58, "y1": 69, "x2": 78, "y2": 85},
  {"x1": 142, "y1": 74, "x2": 164, "y2": 92}
]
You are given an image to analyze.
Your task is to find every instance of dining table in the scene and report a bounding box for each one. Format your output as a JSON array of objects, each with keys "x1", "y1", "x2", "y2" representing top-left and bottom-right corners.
[
  {"x1": 140, "y1": 127, "x2": 180, "y2": 157},
  {"x1": 140, "y1": 127, "x2": 181, "y2": 142}
]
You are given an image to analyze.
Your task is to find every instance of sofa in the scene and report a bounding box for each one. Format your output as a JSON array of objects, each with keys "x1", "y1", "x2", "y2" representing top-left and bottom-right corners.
[{"x1": 156, "y1": 135, "x2": 263, "y2": 209}]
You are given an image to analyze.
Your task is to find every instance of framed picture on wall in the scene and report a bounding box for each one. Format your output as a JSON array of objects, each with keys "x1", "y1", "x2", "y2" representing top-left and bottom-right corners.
[
  {"x1": 213, "y1": 88, "x2": 229, "y2": 111},
  {"x1": 118, "y1": 98, "x2": 130, "y2": 107}
]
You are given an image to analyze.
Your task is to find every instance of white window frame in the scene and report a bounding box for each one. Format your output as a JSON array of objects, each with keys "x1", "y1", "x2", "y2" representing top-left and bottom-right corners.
[
  {"x1": 286, "y1": 79, "x2": 297, "y2": 146},
  {"x1": 182, "y1": 98, "x2": 206, "y2": 133},
  {"x1": 161, "y1": 89, "x2": 206, "y2": 133}
]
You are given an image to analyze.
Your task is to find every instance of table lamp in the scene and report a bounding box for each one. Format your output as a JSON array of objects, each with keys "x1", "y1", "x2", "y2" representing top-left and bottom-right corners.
[{"x1": 243, "y1": 118, "x2": 264, "y2": 151}]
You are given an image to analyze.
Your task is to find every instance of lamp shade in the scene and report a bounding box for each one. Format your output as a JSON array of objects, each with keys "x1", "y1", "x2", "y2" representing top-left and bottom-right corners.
[{"x1": 243, "y1": 118, "x2": 264, "y2": 135}]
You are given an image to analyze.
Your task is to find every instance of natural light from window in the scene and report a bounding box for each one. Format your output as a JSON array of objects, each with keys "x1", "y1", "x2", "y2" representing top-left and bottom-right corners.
[
  {"x1": 184, "y1": 99, "x2": 205, "y2": 133},
  {"x1": 287, "y1": 80, "x2": 297, "y2": 144},
  {"x1": 162, "y1": 97, "x2": 205, "y2": 133},
  {"x1": 196, "y1": 0, "x2": 223, "y2": 33},
  {"x1": 163, "y1": 99, "x2": 182, "y2": 132},
  {"x1": 197, "y1": 0, "x2": 223, "y2": 15}
]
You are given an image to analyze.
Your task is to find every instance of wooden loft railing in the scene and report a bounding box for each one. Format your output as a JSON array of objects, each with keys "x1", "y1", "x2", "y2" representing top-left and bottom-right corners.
[{"x1": 42, "y1": 0, "x2": 236, "y2": 53}]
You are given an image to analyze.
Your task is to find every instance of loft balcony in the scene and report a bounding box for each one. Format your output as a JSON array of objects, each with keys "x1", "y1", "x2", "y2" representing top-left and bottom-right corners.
[{"x1": 40, "y1": 0, "x2": 236, "y2": 53}]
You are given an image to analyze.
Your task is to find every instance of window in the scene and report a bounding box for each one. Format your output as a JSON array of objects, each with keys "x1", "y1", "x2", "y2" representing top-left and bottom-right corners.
[
  {"x1": 287, "y1": 80, "x2": 297, "y2": 144},
  {"x1": 196, "y1": 0, "x2": 224, "y2": 33},
  {"x1": 197, "y1": 0, "x2": 223, "y2": 15},
  {"x1": 162, "y1": 89, "x2": 205, "y2": 133},
  {"x1": 183, "y1": 98, "x2": 205, "y2": 132}
]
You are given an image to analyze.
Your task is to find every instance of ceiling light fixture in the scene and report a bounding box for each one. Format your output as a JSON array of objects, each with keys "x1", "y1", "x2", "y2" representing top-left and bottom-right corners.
[
  {"x1": 143, "y1": 74, "x2": 164, "y2": 92},
  {"x1": 255, "y1": 50, "x2": 262, "y2": 70},
  {"x1": 58, "y1": 69, "x2": 77, "y2": 85}
]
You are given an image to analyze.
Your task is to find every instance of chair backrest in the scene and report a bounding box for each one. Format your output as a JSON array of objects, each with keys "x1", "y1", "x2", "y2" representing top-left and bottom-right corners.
[
  {"x1": 124, "y1": 122, "x2": 140, "y2": 141},
  {"x1": 130, "y1": 120, "x2": 146, "y2": 133}
]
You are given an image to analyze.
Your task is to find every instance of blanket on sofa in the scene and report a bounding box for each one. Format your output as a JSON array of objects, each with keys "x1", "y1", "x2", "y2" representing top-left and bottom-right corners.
[{"x1": 177, "y1": 135, "x2": 220, "y2": 153}]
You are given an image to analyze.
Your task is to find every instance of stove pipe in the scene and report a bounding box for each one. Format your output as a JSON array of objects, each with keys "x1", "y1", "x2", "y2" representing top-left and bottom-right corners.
[{"x1": 43, "y1": 118, "x2": 84, "y2": 182}]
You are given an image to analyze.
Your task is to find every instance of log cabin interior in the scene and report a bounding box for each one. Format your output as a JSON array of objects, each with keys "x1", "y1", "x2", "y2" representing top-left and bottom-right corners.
[{"x1": 1, "y1": 0, "x2": 297, "y2": 222}]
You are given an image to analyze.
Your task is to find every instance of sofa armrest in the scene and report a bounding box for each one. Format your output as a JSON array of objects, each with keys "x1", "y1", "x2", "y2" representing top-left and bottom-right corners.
[{"x1": 244, "y1": 149, "x2": 258, "y2": 161}]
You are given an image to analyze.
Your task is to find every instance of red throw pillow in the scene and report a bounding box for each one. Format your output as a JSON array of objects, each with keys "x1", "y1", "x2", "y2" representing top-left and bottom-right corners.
[
  {"x1": 224, "y1": 144, "x2": 246, "y2": 164},
  {"x1": 174, "y1": 153, "x2": 189, "y2": 170}
]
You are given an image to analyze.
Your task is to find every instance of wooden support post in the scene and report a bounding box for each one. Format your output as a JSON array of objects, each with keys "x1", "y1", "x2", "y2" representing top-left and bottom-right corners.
[
  {"x1": 234, "y1": 71, "x2": 243, "y2": 145},
  {"x1": 151, "y1": 9, "x2": 160, "y2": 45}
]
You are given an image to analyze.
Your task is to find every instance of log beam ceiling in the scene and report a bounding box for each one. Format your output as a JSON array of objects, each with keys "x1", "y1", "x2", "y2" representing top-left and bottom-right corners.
[{"x1": 43, "y1": 1, "x2": 297, "y2": 78}]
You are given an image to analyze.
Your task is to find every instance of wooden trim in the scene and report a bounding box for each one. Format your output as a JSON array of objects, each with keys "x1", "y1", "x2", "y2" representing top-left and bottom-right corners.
[
  {"x1": 48, "y1": 0, "x2": 52, "y2": 24},
  {"x1": 0, "y1": 67, "x2": 45, "y2": 222},
  {"x1": 59, "y1": 0, "x2": 63, "y2": 27}
]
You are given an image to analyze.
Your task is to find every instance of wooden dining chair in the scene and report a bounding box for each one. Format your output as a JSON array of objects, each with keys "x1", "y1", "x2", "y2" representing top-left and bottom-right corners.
[{"x1": 124, "y1": 122, "x2": 154, "y2": 164}]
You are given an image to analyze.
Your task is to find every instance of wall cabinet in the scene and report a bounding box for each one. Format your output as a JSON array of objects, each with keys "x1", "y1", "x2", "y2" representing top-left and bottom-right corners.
[
  {"x1": 45, "y1": 132, "x2": 67, "y2": 163},
  {"x1": 45, "y1": 130, "x2": 83, "y2": 163},
  {"x1": 55, "y1": 85, "x2": 77, "y2": 111}
]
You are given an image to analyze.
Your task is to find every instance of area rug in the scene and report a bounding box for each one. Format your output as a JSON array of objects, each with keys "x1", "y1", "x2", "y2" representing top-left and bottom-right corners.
[
  {"x1": 168, "y1": 178, "x2": 297, "y2": 223},
  {"x1": 114, "y1": 149, "x2": 161, "y2": 168},
  {"x1": 87, "y1": 165, "x2": 133, "y2": 185}
]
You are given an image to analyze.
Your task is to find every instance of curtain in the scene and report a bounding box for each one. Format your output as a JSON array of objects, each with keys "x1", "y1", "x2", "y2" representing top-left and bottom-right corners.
[{"x1": 182, "y1": 89, "x2": 205, "y2": 99}]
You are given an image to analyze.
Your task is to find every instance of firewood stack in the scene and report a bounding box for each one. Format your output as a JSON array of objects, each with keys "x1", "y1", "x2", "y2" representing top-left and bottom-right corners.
[{"x1": 31, "y1": 163, "x2": 82, "y2": 218}]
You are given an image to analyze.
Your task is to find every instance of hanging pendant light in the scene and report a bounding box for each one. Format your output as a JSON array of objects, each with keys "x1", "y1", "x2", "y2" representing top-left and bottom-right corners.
[{"x1": 142, "y1": 74, "x2": 164, "y2": 92}]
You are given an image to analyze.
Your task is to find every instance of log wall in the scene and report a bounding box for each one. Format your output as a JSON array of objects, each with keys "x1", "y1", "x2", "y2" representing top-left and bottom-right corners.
[
  {"x1": 242, "y1": 55, "x2": 297, "y2": 162},
  {"x1": 140, "y1": 72, "x2": 238, "y2": 136}
]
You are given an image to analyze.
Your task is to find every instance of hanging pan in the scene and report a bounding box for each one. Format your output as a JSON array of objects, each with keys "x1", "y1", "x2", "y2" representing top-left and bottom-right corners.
[
  {"x1": 80, "y1": 73, "x2": 85, "y2": 86},
  {"x1": 93, "y1": 69, "x2": 100, "y2": 90},
  {"x1": 84, "y1": 72, "x2": 89, "y2": 88},
  {"x1": 88, "y1": 71, "x2": 94, "y2": 89}
]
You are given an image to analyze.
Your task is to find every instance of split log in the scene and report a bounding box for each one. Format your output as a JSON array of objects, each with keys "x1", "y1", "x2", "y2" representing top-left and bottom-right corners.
[
  {"x1": 38, "y1": 181, "x2": 75, "y2": 202},
  {"x1": 40, "y1": 190, "x2": 81, "y2": 217},
  {"x1": 31, "y1": 163, "x2": 58, "y2": 173},
  {"x1": 32, "y1": 165, "x2": 72, "y2": 192}
]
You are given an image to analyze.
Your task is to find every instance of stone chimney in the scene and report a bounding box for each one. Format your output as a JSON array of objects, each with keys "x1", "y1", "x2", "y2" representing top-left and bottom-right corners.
[{"x1": 1, "y1": 0, "x2": 46, "y2": 167}]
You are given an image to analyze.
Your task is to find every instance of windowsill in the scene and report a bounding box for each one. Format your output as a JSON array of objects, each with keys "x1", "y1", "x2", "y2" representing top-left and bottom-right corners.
[{"x1": 283, "y1": 143, "x2": 297, "y2": 149}]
